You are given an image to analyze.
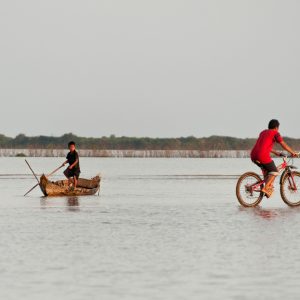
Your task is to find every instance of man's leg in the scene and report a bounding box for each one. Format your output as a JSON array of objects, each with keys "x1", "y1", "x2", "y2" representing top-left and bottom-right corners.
[
  {"x1": 261, "y1": 161, "x2": 279, "y2": 197},
  {"x1": 262, "y1": 174, "x2": 276, "y2": 197},
  {"x1": 264, "y1": 174, "x2": 276, "y2": 189},
  {"x1": 66, "y1": 176, "x2": 73, "y2": 187},
  {"x1": 64, "y1": 169, "x2": 72, "y2": 186},
  {"x1": 73, "y1": 171, "x2": 80, "y2": 189},
  {"x1": 74, "y1": 176, "x2": 78, "y2": 189}
]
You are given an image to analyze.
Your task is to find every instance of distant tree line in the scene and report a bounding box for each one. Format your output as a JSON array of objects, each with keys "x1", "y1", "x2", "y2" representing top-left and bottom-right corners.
[{"x1": 0, "y1": 133, "x2": 299, "y2": 150}]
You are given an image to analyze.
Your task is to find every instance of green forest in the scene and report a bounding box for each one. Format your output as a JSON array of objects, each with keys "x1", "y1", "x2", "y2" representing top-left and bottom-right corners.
[{"x1": 0, "y1": 133, "x2": 299, "y2": 150}]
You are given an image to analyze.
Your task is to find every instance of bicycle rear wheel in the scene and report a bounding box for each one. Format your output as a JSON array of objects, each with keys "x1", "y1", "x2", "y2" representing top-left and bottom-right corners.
[
  {"x1": 280, "y1": 171, "x2": 300, "y2": 206},
  {"x1": 236, "y1": 172, "x2": 264, "y2": 207}
]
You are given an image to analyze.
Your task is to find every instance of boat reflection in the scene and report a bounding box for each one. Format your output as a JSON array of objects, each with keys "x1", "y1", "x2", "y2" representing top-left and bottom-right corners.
[
  {"x1": 39, "y1": 196, "x2": 80, "y2": 211},
  {"x1": 66, "y1": 196, "x2": 80, "y2": 211}
]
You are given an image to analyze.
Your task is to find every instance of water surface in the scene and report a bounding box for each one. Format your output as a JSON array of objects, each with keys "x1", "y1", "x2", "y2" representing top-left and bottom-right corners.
[{"x1": 0, "y1": 157, "x2": 299, "y2": 300}]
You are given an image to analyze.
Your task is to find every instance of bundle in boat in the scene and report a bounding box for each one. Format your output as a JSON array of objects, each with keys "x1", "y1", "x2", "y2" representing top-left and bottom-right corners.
[{"x1": 40, "y1": 174, "x2": 101, "y2": 197}]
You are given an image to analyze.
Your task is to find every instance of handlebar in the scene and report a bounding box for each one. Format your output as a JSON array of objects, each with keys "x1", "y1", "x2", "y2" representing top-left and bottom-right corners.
[{"x1": 279, "y1": 152, "x2": 300, "y2": 158}]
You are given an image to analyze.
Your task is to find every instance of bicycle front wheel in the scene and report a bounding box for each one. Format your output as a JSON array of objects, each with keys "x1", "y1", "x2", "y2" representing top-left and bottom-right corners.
[
  {"x1": 280, "y1": 171, "x2": 300, "y2": 207},
  {"x1": 236, "y1": 172, "x2": 264, "y2": 207}
]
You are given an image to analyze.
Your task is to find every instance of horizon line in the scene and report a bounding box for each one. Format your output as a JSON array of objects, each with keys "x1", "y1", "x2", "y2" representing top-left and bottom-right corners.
[{"x1": 1, "y1": 133, "x2": 300, "y2": 140}]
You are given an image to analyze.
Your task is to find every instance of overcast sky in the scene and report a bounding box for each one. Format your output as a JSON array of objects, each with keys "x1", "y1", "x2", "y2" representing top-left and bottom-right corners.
[{"x1": 0, "y1": 0, "x2": 299, "y2": 138}]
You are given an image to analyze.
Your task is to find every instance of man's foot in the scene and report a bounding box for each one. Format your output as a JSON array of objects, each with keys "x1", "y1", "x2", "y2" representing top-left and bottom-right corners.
[{"x1": 262, "y1": 186, "x2": 274, "y2": 198}]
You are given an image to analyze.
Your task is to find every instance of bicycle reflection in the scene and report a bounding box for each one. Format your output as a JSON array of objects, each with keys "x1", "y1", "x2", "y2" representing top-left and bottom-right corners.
[
  {"x1": 253, "y1": 207, "x2": 278, "y2": 219},
  {"x1": 239, "y1": 206, "x2": 300, "y2": 219}
]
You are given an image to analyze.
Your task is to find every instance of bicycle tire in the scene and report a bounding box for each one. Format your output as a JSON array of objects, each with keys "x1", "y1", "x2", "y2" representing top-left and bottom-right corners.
[
  {"x1": 236, "y1": 172, "x2": 264, "y2": 207},
  {"x1": 280, "y1": 171, "x2": 300, "y2": 207}
]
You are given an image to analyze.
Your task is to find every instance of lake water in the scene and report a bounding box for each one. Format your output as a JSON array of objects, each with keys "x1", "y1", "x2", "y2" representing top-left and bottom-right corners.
[{"x1": 1, "y1": 157, "x2": 300, "y2": 300}]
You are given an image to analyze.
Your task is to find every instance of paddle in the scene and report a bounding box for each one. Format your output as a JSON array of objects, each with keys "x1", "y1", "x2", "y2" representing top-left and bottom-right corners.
[{"x1": 24, "y1": 161, "x2": 64, "y2": 196}]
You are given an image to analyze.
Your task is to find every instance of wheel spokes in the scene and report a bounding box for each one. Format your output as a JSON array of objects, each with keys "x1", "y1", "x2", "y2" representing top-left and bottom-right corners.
[
  {"x1": 239, "y1": 177, "x2": 262, "y2": 204},
  {"x1": 282, "y1": 174, "x2": 300, "y2": 205}
]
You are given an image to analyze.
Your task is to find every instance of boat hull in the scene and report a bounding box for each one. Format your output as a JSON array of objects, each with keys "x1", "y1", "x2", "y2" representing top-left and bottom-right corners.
[{"x1": 40, "y1": 174, "x2": 101, "y2": 197}]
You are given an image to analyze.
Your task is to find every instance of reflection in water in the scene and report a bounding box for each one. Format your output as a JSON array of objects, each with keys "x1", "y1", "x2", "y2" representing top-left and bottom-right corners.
[
  {"x1": 39, "y1": 196, "x2": 80, "y2": 211},
  {"x1": 239, "y1": 205, "x2": 300, "y2": 219},
  {"x1": 40, "y1": 197, "x2": 47, "y2": 209},
  {"x1": 253, "y1": 207, "x2": 279, "y2": 219},
  {"x1": 66, "y1": 196, "x2": 80, "y2": 211}
]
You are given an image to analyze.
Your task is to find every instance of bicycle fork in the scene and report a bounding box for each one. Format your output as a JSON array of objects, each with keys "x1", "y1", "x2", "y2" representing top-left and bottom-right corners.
[{"x1": 287, "y1": 173, "x2": 297, "y2": 192}]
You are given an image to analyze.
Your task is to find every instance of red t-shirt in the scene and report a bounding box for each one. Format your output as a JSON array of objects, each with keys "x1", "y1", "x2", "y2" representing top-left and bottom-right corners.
[{"x1": 251, "y1": 129, "x2": 283, "y2": 164}]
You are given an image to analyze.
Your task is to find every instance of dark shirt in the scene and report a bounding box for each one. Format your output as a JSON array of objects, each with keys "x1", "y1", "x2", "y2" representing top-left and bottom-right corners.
[{"x1": 66, "y1": 150, "x2": 80, "y2": 171}]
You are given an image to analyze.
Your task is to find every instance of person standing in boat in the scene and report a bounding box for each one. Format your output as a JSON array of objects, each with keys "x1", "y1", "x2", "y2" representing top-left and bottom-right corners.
[{"x1": 62, "y1": 141, "x2": 81, "y2": 189}]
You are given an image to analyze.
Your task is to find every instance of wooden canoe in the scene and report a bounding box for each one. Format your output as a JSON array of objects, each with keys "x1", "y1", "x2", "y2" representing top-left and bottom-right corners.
[{"x1": 39, "y1": 174, "x2": 101, "y2": 197}]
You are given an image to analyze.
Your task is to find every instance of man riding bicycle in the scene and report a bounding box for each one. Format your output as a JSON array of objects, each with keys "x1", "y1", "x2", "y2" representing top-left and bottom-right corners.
[{"x1": 251, "y1": 119, "x2": 298, "y2": 198}]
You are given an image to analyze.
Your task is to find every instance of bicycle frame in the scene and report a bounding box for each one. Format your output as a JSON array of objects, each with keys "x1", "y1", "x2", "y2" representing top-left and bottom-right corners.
[{"x1": 248, "y1": 157, "x2": 298, "y2": 195}]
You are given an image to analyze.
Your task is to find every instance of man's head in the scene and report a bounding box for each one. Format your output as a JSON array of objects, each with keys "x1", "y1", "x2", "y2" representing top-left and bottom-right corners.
[
  {"x1": 268, "y1": 119, "x2": 280, "y2": 130},
  {"x1": 68, "y1": 141, "x2": 76, "y2": 152}
]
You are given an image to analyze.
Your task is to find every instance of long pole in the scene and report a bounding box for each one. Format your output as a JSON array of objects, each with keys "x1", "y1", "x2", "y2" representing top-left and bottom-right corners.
[
  {"x1": 24, "y1": 183, "x2": 40, "y2": 196},
  {"x1": 46, "y1": 165, "x2": 64, "y2": 178},
  {"x1": 24, "y1": 161, "x2": 64, "y2": 196},
  {"x1": 25, "y1": 159, "x2": 40, "y2": 185}
]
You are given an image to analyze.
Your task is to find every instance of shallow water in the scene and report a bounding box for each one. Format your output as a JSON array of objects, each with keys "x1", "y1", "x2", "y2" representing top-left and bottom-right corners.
[{"x1": 1, "y1": 157, "x2": 300, "y2": 300}]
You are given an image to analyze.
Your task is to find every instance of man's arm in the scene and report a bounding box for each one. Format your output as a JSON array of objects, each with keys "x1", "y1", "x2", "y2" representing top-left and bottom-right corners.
[
  {"x1": 69, "y1": 153, "x2": 79, "y2": 169},
  {"x1": 62, "y1": 160, "x2": 68, "y2": 166},
  {"x1": 280, "y1": 141, "x2": 298, "y2": 157},
  {"x1": 69, "y1": 159, "x2": 79, "y2": 169},
  {"x1": 271, "y1": 150, "x2": 281, "y2": 156}
]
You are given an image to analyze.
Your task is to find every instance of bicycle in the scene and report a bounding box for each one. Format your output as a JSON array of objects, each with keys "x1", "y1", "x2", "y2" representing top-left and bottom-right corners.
[{"x1": 236, "y1": 154, "x2": 300, "y2": 207}]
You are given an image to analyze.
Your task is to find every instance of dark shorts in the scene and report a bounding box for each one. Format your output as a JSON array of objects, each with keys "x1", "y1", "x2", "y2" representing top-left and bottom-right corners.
[
  {"x1": 64, "y1": 168, "x2": 80, "y2": 179},
  {"x1": 252, "y1": 160, "x2": 278, "y2": 175}
]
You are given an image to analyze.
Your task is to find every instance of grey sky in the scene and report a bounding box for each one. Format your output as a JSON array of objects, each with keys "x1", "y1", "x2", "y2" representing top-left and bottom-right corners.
[{"x1": 0, "y1": 0, "x2": 299, "y2": 138}]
